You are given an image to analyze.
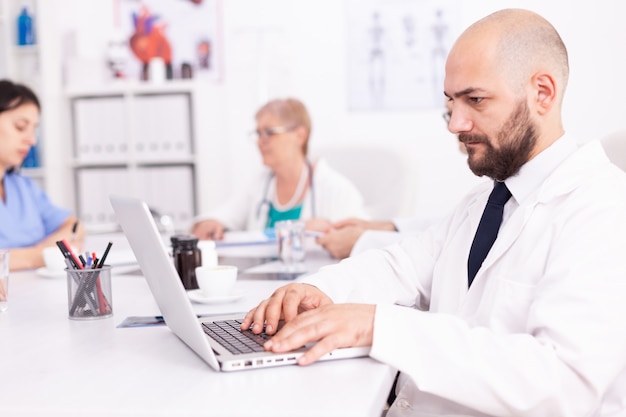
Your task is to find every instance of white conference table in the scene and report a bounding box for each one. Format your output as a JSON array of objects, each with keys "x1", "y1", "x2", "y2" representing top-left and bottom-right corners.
[{"x1": 0, "y1": 235, "x2": 396, "y2": 417}]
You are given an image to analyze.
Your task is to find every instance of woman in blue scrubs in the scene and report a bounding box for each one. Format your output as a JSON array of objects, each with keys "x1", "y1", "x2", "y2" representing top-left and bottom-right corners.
[{"x1": 0, "y1": 79, "x2": 83, "y2": 271}]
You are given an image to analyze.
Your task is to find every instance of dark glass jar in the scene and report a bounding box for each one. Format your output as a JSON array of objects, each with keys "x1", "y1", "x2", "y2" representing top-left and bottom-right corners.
[
  {"x1": 171, "y1": 235, "x2": 202, "y2": 290},
  {"x1": 170, "y1": 234, "x2": 187, "y2": 258}
]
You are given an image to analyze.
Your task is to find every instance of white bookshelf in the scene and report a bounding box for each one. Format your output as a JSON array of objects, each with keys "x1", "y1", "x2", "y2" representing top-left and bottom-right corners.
[
  {"x1": 3, "y1": 0, "x2": 229, "y2": 231},
  {"x1": 65, "y1": 80, "x2": 219, "y2": 234},
  {"x1": 0, "y1": 0, "x2": 67, "y2": 202},
  {"x1": 0, "y1": 0, "x2": 44, "y2": 184}
]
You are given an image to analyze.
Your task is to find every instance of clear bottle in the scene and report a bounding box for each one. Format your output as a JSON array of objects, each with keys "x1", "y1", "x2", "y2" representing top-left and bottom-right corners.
[
  {"x1": 17, "y1": 7, "x2": 34, "y2": 46},
  {"x1": 171, "y1": 236, "x2": 201, "y2": 290},
  {"x1": 197, "y1": 240, "x2": 218, "y2": 268}
]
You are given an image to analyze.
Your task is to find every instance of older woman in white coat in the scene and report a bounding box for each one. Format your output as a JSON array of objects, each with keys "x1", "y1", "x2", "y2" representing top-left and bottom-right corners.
[{"x1": 192, "y1": 98, "x2": 367, "y2": 240}]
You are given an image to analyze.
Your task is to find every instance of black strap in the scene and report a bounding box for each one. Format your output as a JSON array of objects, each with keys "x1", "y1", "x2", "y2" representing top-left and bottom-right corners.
[{"x1": 386, "y1": 371, "x2": 400, "y2": 406}]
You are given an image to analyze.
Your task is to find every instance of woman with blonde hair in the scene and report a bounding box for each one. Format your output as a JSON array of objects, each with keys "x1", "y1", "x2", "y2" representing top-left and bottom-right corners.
[{"x1": 193, "y1": 98, "x2": 367, "y2": 240}]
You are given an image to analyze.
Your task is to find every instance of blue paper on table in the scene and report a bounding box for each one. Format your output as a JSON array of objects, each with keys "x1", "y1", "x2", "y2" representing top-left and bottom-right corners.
[
  {"x1": 213, "y1": 229, "x2": 322, "y2": 248},
  {"x1": 117, "y1": 313, "x2": 243, "y2": 328},
  {"x1": 213, "y1": 231, "x2": 276, "y2": 248}
]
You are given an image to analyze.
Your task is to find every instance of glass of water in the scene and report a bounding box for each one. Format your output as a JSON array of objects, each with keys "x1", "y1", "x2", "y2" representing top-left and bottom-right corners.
[
  {"x1": 0, "y1": 250, "x2": 9, "y2": 312},
  {"x1": 275, "y1": 220, "x2": 306, "y2": 272}
]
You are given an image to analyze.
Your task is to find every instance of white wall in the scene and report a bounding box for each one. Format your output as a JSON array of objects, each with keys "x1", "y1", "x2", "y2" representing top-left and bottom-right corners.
[{"x1": 54, "y1": 0, "x2": 626, "y2": 223}]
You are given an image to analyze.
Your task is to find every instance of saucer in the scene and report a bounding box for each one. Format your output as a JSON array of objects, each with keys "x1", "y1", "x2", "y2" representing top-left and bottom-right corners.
[
  {"x1": 36, "y1": 267, "x2": 66, "y2": 279},
  {"x1": 187, "y1": 289, "x2": 246, "y2": 305}
]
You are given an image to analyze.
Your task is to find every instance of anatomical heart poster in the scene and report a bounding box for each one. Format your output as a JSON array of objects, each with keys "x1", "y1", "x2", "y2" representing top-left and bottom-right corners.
[{"x1": 117, "y1": 0, "x2": 222, "y2": 82}]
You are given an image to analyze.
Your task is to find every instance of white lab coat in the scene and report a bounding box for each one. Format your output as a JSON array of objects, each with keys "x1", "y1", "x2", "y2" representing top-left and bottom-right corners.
[
  {"x1": 195, "y1": 158, "x2": 369, "y2": 231},
  {"x1": 351, "y1": 216, "x2": 449, "y2": 256},
  {"x1": 301, "y1": 140, "x2": 626, "y2": 416}
]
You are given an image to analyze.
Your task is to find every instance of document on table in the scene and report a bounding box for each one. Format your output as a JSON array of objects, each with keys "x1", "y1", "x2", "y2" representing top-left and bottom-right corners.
[
  {"x1": 212, "y1": 231, "x2": 278, "y2": 258},
  {"x1": 243, "y1": 260, "x2": 306, "y2": 274},
  {"x1": 214, "y1": 231, "x2": 275, "y2": 247}
]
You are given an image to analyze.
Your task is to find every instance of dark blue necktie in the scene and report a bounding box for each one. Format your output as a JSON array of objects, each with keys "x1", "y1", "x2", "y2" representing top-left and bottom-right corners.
[{"x1": 467, "y1": 181, "x2": 512, "y2": 287}]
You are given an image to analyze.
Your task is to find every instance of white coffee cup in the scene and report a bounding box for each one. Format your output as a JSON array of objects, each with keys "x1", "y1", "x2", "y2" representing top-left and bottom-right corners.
[
  {"x1": 43, "y1": 246, "x2": 70, "y2": 271},
  {"x1": 195, "y1": 265, "x2": 237, "y2": 297}
]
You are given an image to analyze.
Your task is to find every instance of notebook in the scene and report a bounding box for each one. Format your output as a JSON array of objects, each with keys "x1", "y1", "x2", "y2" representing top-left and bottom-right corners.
[{"x1": 109, "y1": 195, "x2": 370, "y2": 372}]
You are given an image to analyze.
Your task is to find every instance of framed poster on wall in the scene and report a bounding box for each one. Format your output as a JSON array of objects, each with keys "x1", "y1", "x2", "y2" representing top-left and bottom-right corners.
[
  {"x1": 345, "y1": 0, "x2": 460, "y2": 111},
  {"x1": 117, "y1": 0, "x2": 223, "y2": 82}
]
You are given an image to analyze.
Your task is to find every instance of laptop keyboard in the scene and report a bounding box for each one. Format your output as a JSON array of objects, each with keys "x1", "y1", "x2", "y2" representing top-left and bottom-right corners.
[{"x1": 202, "y1": 319, "x2": 271, "y2": 355}]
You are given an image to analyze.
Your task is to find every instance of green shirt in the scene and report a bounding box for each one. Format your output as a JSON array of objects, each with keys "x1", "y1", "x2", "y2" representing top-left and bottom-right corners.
[{"x1": 265, "y1": 202, "x2": 303, "y2": 229}]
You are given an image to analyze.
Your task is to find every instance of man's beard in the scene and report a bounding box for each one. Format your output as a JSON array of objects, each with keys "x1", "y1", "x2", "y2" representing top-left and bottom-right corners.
[{"x1": 460, "y1": 101, "x2": 537, "y2": 181}]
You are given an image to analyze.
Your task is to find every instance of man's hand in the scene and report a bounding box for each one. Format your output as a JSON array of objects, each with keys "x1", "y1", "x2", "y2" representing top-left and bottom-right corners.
[
  {"x1": 317, "y1": 225, "x2": 365, "y2": 259},
  {"x1": 264, "y1": 303, "x2": 376, "y2": 366},
  {"x1": 241, "y1": 283, "x2": 333, "y2": 335}
]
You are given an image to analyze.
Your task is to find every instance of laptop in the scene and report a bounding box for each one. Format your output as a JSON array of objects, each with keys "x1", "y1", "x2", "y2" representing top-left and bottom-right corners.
[{"x1": 109, "y1": 195, "x2": 370, "y2": 372}]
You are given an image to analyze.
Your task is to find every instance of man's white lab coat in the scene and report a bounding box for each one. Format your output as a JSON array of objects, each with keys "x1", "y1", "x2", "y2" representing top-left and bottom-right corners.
[{"x1": 302, "y1": 140, "x2": 626, "y2": 416}]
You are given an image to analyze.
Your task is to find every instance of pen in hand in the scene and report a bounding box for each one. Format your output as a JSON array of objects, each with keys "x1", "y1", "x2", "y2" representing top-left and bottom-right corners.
[{"x1": 71, "y1": 221, "x2": 79, "y2": 243}]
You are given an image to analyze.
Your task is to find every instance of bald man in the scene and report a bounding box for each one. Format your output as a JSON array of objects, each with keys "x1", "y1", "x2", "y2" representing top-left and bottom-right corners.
[{"x1": 242, "y1": 9, "x2": 626, "y2": 416}]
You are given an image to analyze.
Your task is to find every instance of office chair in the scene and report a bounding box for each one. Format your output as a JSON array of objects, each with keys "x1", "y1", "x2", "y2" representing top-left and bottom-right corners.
[
  {"x1": 600, "y1": 129, "x2": 626, "y2": 173},
  {"x1": 313, "y1": 145, "x2": 417, "y2": 219}
]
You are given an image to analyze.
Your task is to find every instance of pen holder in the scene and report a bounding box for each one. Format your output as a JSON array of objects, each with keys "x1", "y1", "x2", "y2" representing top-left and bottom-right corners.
[{"x1": 66, "y1": 266, "x2": 113, "y2": 320}]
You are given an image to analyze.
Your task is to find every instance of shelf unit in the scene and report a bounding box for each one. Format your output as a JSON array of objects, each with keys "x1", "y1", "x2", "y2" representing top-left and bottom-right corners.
[
  {"x1": 3, "y1": 1, "x2": 228, "y2": 232},
  {"x1": 0, "y1": 0, "x2": 67, "y2": 203},
  {"x1": 0, "y1": 0, "x2": 45, "y2": 186},
  {"x1": 65, "y1": 80, "x2": 215, "y2": 233}
]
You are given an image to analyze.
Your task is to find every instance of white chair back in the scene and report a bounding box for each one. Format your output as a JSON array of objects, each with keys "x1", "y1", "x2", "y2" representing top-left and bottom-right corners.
[
  {"x1": 600, "y1": 129, "x2": 626, "y2": 173},
  {"x1": 313, "y1": 145, "x2": 417, "y2": 220}
]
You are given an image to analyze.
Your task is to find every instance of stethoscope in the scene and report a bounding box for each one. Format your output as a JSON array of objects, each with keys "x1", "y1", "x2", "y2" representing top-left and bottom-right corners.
[{"x1": 256, "y1": 160, "x2": 316, "y2": 220}]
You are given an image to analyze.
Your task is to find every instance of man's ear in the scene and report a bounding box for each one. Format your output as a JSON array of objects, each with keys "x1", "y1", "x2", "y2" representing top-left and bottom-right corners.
[{"x1": 532, "y1": 72, "x2": 557, "y2": 115}]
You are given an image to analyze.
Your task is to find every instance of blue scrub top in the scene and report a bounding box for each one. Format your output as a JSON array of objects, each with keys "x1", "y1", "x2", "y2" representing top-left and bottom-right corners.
[{"x1": 0, "y1": 172, "x2": 71, "y2": 249}]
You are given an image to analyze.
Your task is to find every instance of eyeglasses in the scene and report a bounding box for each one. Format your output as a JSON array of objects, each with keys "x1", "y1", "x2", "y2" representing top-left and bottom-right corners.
[
  {"x1": 442, "y1": 110, "x2": 452, "y2": 124},
  {"x1": 251, "y1": 125, "x2": 296, "y2": 140}
]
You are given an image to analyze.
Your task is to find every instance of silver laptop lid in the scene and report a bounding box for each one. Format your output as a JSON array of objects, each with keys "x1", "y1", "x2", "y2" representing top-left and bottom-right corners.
[{"x1": 109, "y1": 195, "x2": 221, "y2": 370}]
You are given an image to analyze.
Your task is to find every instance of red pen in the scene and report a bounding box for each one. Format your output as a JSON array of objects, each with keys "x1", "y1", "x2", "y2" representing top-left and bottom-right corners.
[{"x1": 61, "y1": 239, "x2": 84, "y2": 270}]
